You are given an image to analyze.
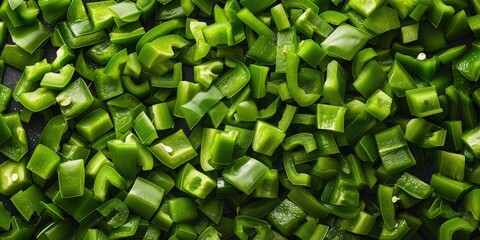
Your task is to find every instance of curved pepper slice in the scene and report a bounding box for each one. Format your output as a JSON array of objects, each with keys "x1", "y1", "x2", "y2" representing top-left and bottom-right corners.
[
  {"x1": 234, "y1": 215, "x2": 271, "y2": 240},
  {"x1": 438, "y1": 218, "x2": 475, "y2": 240},
  {"x1": 286, "y1": 52, "x2": 321, "y2": 107},
  {"x1": 93, "y1": 165, "x2": 127, "y2": 202},
  {"x1": 136, "y1": 19, "x2": 185, "y2": 52},
  {"x1": 138, "y1": 35, "x2": 189, "y2": 69},
  {"x1": 214, "y1": 58, "x2": 251, "y2": 99}
]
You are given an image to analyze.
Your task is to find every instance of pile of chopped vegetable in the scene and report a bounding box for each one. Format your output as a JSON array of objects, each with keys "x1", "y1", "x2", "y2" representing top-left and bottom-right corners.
[{"x1": 1, "y1": 0, "x2": 480, "y2": 239}]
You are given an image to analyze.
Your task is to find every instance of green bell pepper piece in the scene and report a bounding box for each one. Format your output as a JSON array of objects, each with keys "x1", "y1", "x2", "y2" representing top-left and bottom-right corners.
[
  {"x1": 234, "y1": 215, "x2": 271, "y2": 240},
  {"x1": 375, "y1": 126, "x2": 416, "y2": 174},
  {"x1": 395, "y1": 172, "x2": 432, "y2": 199},
  {"x1": 324, "y1": 60, "x2": 348, "y2": 105},
  {"x1": 57, "y1": 21, "x2": 107, "y2": 49},
  {"x1": 108, "y1": 1, "x2": 141, "y2": 25},
  {"x1": 353, "y1": 60, "x2": 386, "y2": 98},
  {"x1": 181, "y1": 85, "x2": 224, "y2": 129},
  {"x1": 86, "y1": 1, "x2": 116, "y2": 31},
  {"x1": 168, "y1": 197, "x2": 198, "y2": 223},
  {"x1": 24, "y1": 59, "x2": 51, "y2": 82},
  {"x1": 365, "y1": 89, "x2": 392, "y2": 120},
  {"x1": 149, "y1": 129, "x2": 197, "y2": 169},
  {"x1": 17, "y1": 87, "x2": 56, "y2": 112},
  {"x1": 1, "y1": 44, "x2": 44, "y2": 70},
  {"x1": 438, "y1": 218, "x2": 475, "y2": 240},
  {"x1": 405, "y1": 86, "x2": 443, "y2": 117},
  {"x1": 86, "y1": 40, "x2": 121, "y2": 65},
  {"x1": 267, "y1": 198, "x2": 306, "y2": 236},
  {"x1": 124, "y1": 177, "x2": 164, "y2": 219},
  {"x1": 176, "y1": 163, "x2": 216, "y2": 199},
  {"x1": 93, "y1": 165, "x2": 127, "y2": 203},
  {"x1": 0, "y1": 202, "x2": 10, "y2": 231},
  {"x1": 27, "y1": 144, "x2": 60, "y2": 180},
  {"x1": 297, "y1": 39, "x2": 327, "y2": 68},
  {"x1": 335, "y1": 211, "x2": 376, "y2": 235},
  {"x1": 0, "y1": 216, "x2": 34, "y2": 239},
  {"x1": 147, "y1": 169, "x2": 175, "y2": 195},
  {"x1": 461, "y1": 189, "x2": 480, "y2": 221},
  {"x1": 85, "y1": 151, "x2": 113, "y2": 180},
  {"x1": 96, "y1": 198, "x2": 129, "y2": 229},
  {"x1": 252, "y1": 120, "x2": 286, "y2": 156},
  {"x1": 237, "y1": 7, "x2": 275, "y2": 38},
  {"x1": 52, "y1": 189, "x2": 99, "y2": 222},
  {"x1": 138, "y1": 34, "x2": 189, "y2": 69},
  {"x1": 107, "y1": 139, "x2": 138, "y2": 179},
  {"x1": 0, "y1": 159, "x2": 30, "y2": 196},
  {"x1": 148, "y1": 103, "x2": 175, "y2": 131},
  {"x1": 363, "y1": 6, "x2": 400, "y2": 34},
  {"x1": 430, "y1": 173, "x2": 472, "y2": 202},
  {"x1": 40, "y1": 64, "x2": 75, "y2": 90},
  {"x1": 56, "y1": 78, "x2": 94, "y2": 119},
  {"x1": 435, "y1": 150, "x2": 465, "y2": 181},
  {"x1": 133, "y1": 111, "x2": 158, "y2": 145},
  {"x1": 287, "y1": 186, "x2": 329, "y2": 218},
  {"x1": 214, "y1": 58, "x2": 251, "y2": 99},
  {"x1": 286, "y1": 52, "x2": 322, "y2": 107},
  {"x1": 109, "y1": 215, "x2": 140, "y2": 239},
  {"x1": 107, "y1": 93, "x2": 146, "y2": 135},
  {"x1": 76, "y1": 109, "x2": 113, "y2": 143},
  {"x1": 321, "y1": 24, "x2": 370, "y2": 61},
  {"x1": 223, "y1": 156, "x2": 268, "y2": 195},
  {"x1": 295, "y1": 8, "x2": 333, "y2": 38},
  {"x1": 58, "y1": 159, "x2": 85, "y2": 198},
  {"x1": 316, "y1": 104, "x2": 347, "y2": 132}
]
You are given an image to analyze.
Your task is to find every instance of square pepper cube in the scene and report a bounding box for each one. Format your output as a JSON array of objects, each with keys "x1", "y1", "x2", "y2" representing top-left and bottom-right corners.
[
  {"x1": 171, "y1": 223, "x2": 197, "y2": 240},
  {"x1": 27, "y1": 144, "x2": 61, "y2": 180},
  {"x1": 297, "y1": 39, "x2": 327, "y2": 68},
  {"x1": 76, "y1": 109, "x2": 113, "y2": 142},
  {"x1": 124, "y1": 177, "x2": 164, "y2": 220},
  {"x1": 56, "y1": 78, "x2": 94, "y2": 120},
  {"x1": 252, "y1": 121, "x2": 286, "y2": 156},
  {"x1": 365, "y1": 89, "x2": 392, "y2": 121},
  {"x1": 58, "y1": 159, "x2": 85, "y2": 198},
  {"x1": 176, "y1": 163, "x2": 216, "y2": 199},
  {"x1": 222, "y1": 156, "x2": 268, "y2": 195},
  {"x1": 378, "y1": 147, "x2": 416, "y2": 175},
  {"x1": 10, "y1": 190, "x2": 35, "y2": 221},
  {"x1": 168, "y1": 197, "x2": 198, "y2": 223},
  {"x1": 267, "y1": 199, "x2": 307, "y2": 236},
  {"x1": 133, "y1": 111, "x2": 158, "y2": 145},
  {"x1": 462, "y1": 126, "x2": 480, "y2": 158},
  {"x1": 0, "y1": 159, "x2": 30, "y2": 196},
  {"x1": 149, "y1": 130, "x2": 197, "y2": 169},
  {"x1": 152, "y1": 210, "x2": 173, "y2": 232},
  {"x1": 401, "y1": 23, "x2": 419, "y2": 44},
  {"x1": 405, "y1": 86, "x2": 443, "y2": 118},
  {"x1": 376, "y1": 126, "x2": 416, "y2": 174},
  {"x1": 354, "y1": 134, "x2": 378, "y2": 162},
  {"x1": 316, "y1": 104, "x2": 347, "y2": 133},
  {"x1": 375, "y1": 125, "x2": 408, "y2": 154}
]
